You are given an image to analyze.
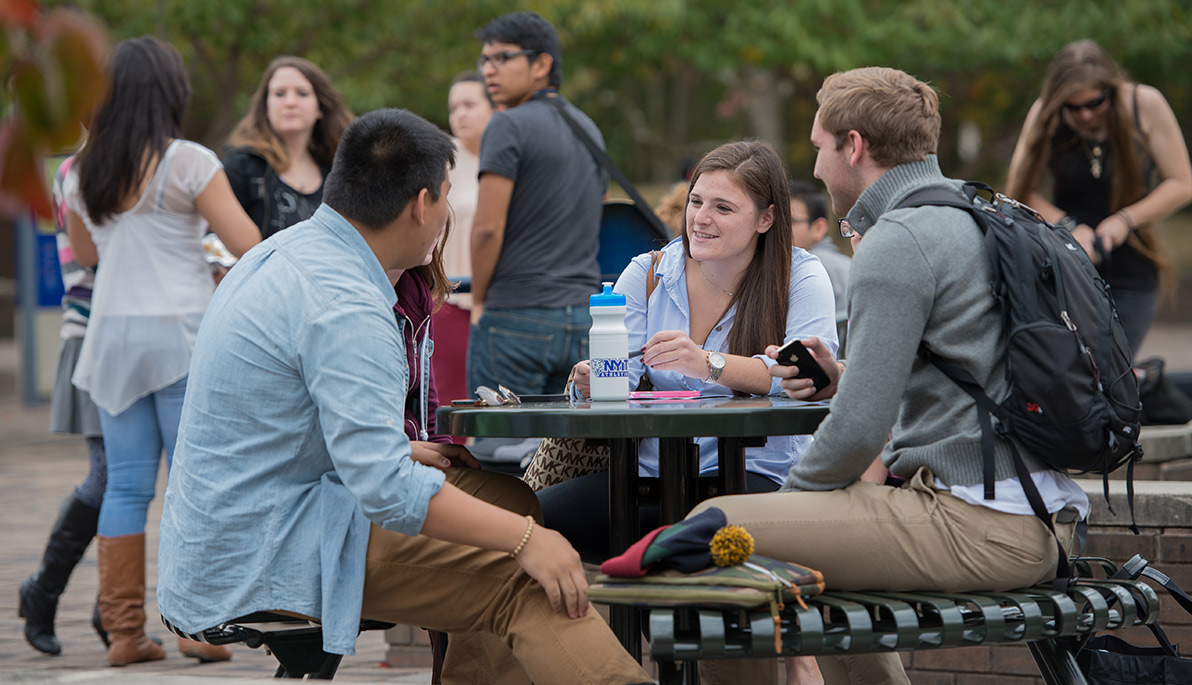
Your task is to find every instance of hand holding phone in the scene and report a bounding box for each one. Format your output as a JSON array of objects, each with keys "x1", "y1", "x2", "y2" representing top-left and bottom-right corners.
[{"x1": 774, "y1": 339, "x2": 832, "y2": 392}]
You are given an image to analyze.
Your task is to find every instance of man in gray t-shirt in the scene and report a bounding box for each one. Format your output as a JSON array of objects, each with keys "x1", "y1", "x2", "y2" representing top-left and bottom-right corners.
[{"x1": 468, "y1": 11, "x2": 608, "y2": 396}]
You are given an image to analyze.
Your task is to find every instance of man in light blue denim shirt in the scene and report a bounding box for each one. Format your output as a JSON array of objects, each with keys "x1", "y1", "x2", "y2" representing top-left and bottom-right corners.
[{"x1": 157, "y1": 109, "x2": 650, "y2": 684}]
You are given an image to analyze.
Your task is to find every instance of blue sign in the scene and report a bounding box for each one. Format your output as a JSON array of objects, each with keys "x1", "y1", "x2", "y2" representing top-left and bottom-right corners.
[{"x1": 36, "y1": 231, "x2": 64, "y2": 308}]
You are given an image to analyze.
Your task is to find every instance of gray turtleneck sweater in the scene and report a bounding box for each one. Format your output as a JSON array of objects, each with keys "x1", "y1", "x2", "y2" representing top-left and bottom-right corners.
[{"x1": 784, "y1": 156, "x2": 1049, "y2": 492}]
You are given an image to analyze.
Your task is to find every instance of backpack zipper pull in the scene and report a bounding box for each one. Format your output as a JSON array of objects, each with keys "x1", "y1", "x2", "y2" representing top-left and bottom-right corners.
[{"x1": 1061, "y1": 310, "x2": 1077, "y2": 332}]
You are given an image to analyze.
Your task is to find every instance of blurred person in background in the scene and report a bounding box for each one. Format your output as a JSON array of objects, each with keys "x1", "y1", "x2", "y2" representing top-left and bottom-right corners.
[
  {"x1": 433, "y1": 70, "x2": 494, "y2": 408},
  {"x1": 225, "y1": 56, "x2": 352, "y2": 239},
  {"x1": 64, "y1": 35, "x2": 259, "y2": 666},
  {"x1": 1007, "y1": 39, "x2": 1192, "y2": 359},
  {"x1": 653, "y1": 180, "x2": 689, "y2": 237},
  {"x1": 18, "y1": 156, "x2": 110, "y2": 657},
  {"x1": 788, "y1": 180, "x2": 850, "y2": 343}
]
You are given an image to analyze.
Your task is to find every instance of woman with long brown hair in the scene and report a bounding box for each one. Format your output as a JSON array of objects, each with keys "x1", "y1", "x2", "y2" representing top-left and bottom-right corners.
[
  {"x1": 63, "y1": 35, "x2": 259, "y2": 666},
  {"x1": 1007, "y1": 39, "x2": 1192, "y2": 358},
  {"x1": 225, "y1": 56, "x2": 352, "y2": 238},
  {"x1": 537, "y1": 139, "x2": 838, "y2": 560}
]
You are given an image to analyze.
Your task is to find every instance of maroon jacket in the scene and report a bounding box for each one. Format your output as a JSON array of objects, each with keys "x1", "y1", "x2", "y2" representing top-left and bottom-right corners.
[{"x1": 393, "y1": 270, "x2": 452, "y2": 444}]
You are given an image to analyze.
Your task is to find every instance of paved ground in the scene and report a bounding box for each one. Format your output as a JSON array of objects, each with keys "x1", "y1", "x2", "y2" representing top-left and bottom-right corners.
[
  {"x1": 0, "y1": 339, "x2": 435, "y2": 682},
  {"x1": 1, "y1": 324, "x2": 1189, "y2": 682}
]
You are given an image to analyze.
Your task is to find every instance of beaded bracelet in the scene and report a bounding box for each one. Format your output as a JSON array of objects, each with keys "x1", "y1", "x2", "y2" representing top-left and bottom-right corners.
[
  {"x1": 510, "y1": 515, "x2": 535, "y2": 558},
  {"x1": 1116, "y1": 210, "x2": 1136, "y2": 233}
]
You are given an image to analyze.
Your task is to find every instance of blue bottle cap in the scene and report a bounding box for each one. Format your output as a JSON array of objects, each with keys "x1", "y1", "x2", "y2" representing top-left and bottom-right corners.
[{"x1": 590, "y1": 281, "x2": 626, "y2": 307}]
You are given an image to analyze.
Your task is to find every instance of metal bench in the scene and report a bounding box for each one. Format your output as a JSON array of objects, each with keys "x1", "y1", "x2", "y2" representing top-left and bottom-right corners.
[
  {"x1": 623, "y1": 558, "x2": 1160, "y2": 685},
  {"x1": 161, "y1": 612, "x2": 395, "y2": 679}
]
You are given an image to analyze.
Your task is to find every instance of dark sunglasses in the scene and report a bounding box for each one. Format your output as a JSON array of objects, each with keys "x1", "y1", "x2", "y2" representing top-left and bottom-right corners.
[
  {"x1": 1063, "y1": 90, "x2": 1110, "y2": 113},
  {"x1": 475, "y1": 384, "x2": 521, "y2": 406}
]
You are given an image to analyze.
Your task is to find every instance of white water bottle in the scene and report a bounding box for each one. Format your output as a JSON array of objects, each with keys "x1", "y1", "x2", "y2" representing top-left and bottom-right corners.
[{"x1": 589, "y1": 281, "x2": 629, "y2": 401}]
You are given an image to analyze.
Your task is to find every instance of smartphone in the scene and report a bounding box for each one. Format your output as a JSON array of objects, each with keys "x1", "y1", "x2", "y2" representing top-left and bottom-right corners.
[{"x1": 774, "y1": 339, "x2": 832, "y2": 392}]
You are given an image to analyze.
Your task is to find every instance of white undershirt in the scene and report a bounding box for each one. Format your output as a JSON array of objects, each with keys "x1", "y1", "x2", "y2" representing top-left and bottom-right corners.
[{"x1": 936, "y1": 471, "x2": 1090, "y2": 520}]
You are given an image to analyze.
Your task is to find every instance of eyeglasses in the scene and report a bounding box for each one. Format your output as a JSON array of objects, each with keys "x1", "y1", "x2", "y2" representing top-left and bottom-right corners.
[
  {"x1": 476, "y1": 50, "x2": 537, "y2": 71},
  {"x1": 1063, "y1": 90, "x2": 1110, "y2": 113},
  {"x1": 475, "y1": 384, "x2": 521, "y2": 406},
  {"x1": 838, "y1": 218, "x2": 855, "y2": 239}
]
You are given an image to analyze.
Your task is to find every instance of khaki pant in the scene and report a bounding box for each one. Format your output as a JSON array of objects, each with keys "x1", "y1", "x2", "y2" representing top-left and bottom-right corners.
[
  {"x1": 361, "y1": 467, "x2": 650, "y2": 685},
  {"x1": 691, "y1": 466, "x2": 1078, "y2": 685}
]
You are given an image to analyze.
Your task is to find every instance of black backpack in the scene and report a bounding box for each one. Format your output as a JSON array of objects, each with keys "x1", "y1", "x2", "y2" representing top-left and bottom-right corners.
[{"x1": 897, "y1": 182, "x2": 1144, "y2": 556}]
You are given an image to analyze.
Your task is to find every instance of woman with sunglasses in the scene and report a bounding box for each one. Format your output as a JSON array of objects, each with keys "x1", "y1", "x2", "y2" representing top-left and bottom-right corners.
[{"x1": 1007, "y1": 39, "x2": 1192, "y2": 358}]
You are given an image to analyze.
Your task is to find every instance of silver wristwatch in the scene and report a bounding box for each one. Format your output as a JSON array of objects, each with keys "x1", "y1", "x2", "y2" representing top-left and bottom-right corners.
[{"x1": 704, "y1": 351, "x2": 726, "y2": 383}]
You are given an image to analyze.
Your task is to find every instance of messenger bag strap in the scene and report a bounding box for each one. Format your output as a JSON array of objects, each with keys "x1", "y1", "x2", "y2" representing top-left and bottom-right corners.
[
  {"x1": 536, "y1": 93, "x2": 672, "y2": 244},
  {"x1": 646, "y1": 250, "x2": 662, "y2": 301}
]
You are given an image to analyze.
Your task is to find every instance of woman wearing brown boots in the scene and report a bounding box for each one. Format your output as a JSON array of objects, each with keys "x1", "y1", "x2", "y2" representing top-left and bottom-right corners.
[{"x1": 63, "y1": 36, "x2": 260, "y2": 666}]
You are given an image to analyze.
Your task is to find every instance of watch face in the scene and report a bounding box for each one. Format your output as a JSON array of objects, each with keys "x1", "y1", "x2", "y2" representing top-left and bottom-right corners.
[{"x1": 706, "y1": 351, "x2": 726, "y2": 383}]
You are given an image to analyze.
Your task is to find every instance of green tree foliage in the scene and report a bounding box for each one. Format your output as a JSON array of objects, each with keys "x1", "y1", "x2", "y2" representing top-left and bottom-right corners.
[
  {"x1": 43, "y1": 0, "x2": 1192, "y2": 188},
  {"x1": 1, "y1": 2, "x2": 107, "y2": 218}
]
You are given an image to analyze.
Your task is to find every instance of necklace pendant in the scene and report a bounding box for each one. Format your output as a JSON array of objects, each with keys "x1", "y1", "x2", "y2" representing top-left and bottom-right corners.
[{"x1": 1091, "y1": 159, "x2": 1102, "y2": 179}]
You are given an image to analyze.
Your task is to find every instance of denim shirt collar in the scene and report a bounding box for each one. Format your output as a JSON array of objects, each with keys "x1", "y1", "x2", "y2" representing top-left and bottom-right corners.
[{"x1": 310, "y1": 204, "x2": 397, "y2": 311}]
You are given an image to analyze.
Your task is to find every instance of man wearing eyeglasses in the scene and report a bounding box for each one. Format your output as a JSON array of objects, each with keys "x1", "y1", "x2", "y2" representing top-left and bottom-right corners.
[
  {"x1": 468, "y1": 12, "x2": 608, "y2": 407},
  {"x1": 687, "y1": 67, "x2": 1087, "y2": 684},
  {"x1": 788, "y1": 179, "x2": 851, "y2": 333}
]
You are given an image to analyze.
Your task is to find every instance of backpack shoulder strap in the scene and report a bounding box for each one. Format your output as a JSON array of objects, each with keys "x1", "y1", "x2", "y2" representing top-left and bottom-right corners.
[{"x1": 537, "y1": 95, "x2": 671, "y2": 244}]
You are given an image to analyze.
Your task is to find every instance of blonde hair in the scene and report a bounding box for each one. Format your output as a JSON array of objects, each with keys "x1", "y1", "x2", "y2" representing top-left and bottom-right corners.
[
  {"x1": 816, "y1": 67, "x2": 940, "y2": 167},
  {"x1": 652, "y1": 181, "x2": 688, "y2": 237}
]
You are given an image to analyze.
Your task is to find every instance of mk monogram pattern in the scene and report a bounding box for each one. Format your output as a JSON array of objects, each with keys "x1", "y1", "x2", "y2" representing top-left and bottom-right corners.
[{"x1": 522, "y1": 437, "x2": 610, "y2": 491}]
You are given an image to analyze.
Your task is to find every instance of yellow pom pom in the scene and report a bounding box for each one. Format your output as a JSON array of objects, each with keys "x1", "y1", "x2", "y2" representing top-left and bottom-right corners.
[{"x1": 709, "y1": 524, "x2": 754, "y2": 567}]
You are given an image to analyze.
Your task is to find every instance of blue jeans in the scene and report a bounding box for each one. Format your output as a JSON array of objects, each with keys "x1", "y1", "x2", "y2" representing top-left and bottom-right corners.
[
  {"x1": 467, "y1": 306, "x2": 591, "y2": 396},
  {"x1": 1110, "y1": 287, "x2": 1158, "y2": 362},
  {"x1": 96, "y1": 377, "x2": 187, "y2": 537}
]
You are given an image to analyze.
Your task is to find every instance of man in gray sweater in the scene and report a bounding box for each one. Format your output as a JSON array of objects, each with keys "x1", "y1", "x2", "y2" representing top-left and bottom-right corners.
[{"x1": 691, "y1": 67, "x2": 1088, "y2": 684}]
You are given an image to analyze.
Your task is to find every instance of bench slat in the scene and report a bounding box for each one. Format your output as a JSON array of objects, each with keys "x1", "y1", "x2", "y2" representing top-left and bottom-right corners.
[
  {"x1": 637, "y1": 579, "x2": 1157, "y2": 661},
  {"x1": 831, "y1": 593, "x2": 924, "y2": 650}
]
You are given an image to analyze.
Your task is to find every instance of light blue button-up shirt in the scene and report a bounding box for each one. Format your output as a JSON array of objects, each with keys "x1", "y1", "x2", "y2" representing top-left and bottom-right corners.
[
  {"x1": 620, "y1": 238, "x2": 838, "y2": 483},
  {"x1": 157, "y1": 205, "x2": 446, "y2": 655}
]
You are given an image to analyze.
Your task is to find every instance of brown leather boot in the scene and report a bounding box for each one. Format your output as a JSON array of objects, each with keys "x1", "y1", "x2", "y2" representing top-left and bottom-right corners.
[
  {"x1": 177, "y1": 636, "x2": 231, "y2": 663},
  {"x1": 97, "y1": 534, "x2": 166, "y2": 666}
]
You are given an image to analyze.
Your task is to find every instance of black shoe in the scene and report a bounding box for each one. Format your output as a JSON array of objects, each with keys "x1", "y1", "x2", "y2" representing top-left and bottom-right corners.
[
  {"x1": 18, "y1": 576, "x2": 61, "y2": 655},
  {"x1": 19, "y1": 492, "x2": 100, "y2": 656}
]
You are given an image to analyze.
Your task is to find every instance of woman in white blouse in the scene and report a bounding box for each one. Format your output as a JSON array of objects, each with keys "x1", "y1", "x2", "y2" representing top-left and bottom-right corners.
[{"x1": 65, "y1": 36, "x2": 259, "y2": 667}]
